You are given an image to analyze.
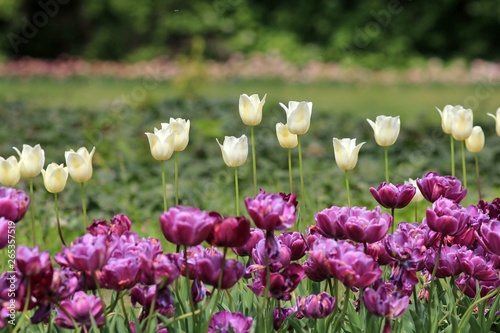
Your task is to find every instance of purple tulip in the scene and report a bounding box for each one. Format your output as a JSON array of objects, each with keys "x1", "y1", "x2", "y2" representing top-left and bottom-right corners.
[
  {"x1": 362, "y1": 282, "x2": 409, "y2": 319},
  {"x1": 303, "y1": 258, "x2": 329, "y2": 282},
  {"x1": 49, "y1": 267, "x2": 79, "y2": 302},
  {"x1": 384, "y1": 222, "x2": 427, "y2": 264},
  {"x1": 425, "y1": 245, "x2": 462, "y2": 278},
  {"x1": 273, "y1": 306, "x2": 296, "y2": 331},
  {"x1": 277, "y1": 232, "x2": 307, "y2": 260},
  {"x1": 343, "y1": 206, "x2": 392, "y2": 243},
  {"x1": 196, "y1": 254, "x2": 245, "y2": 289},
  {"x1": 247, "y1": 263, "x2": 305, "y2": 300},
  {"x1": 416, "y1": 171, "x2": 467, "y2": 203},
  {"x1": 232, "y1": 228, "x2": 265, "y2": 257},
  {"x1": 109, "y1": 214, "x2": 132, "y2": 236},
  {"x1": 245, "y1": 190, "x2": 296, "y2": 231},
  {"x1": 251, "y1": 237, "x2": 291, "y2": 272},
  {"x1": 0, "y1": 218, "x2": 10, "y2": 249},
  {"x1": 0, "y1": 187, "x2": 30, "y2": 222},
  {"x1": 100, "y1": 257, "x2": 140, "y2": 290},
  {"x1": 455, "y1": 274, "x2": 500, "y2": 299},
  {"x1": 296, "y1": 292, "x2": 336, "y2": 319},
  {"x1": 314, "y1": 206, "x2": 349, "y2": 239},
  {"x1": 425, "y1": 197, "x2": 470, "y2": 236},
  {"x1": 458, "y1": 248, "x2": 499, "y2": 281},
  {"x1": 16, "y1": 246, "x2": 52, "y2": 278},
  {"x1": 86, "y1": 219, "x2": 110, "y2": 236},
  {"x1": 55, "y1": 291, "x2": 104, "y2": 329},
  {"x1": 208, "y1": 310, "x2": 253, "y2": 333},
  {"x1": 159, "y1": 206, "x2": 217, "y2": 246},
  {"x1": 55, "y1": 234, "x2": 115, "y2": 272},
  {"x1": 477, "y1": 198, "x2": 500, "y2": 220},
  {"x1": 207, "y1": 215, "x2": 251, "y2": 248},
  {"x1": 480, "y1": 219, "x2": 500, "y2": 256},
  {"x1": 365, "y1": 240, "x2": 395, "y2": 266},
  {"x1": 130, "y1": 284, "x2": 175, "y2": 321},
  {"x1": 192, "y1": 278, "x2": 208, "y2": 305},
  {"x1": 369, "y1": 182, "x2": 416, "y2": 209}
]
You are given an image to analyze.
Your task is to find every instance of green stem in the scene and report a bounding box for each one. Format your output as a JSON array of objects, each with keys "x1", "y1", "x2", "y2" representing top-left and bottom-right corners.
[
  {"x1": 297, "y1": 135, "x2": 306, "y2": 216},
  {"x1": 461, "y1": 140, "x2": 467, "y2": 188},
  {"x1": 457, "y1": 285, "x2": 500, "y2": 332},
  {"x1": 161, "y1": 160, "x2": 168, "y2": 211},
  {"x1": 12, "y1": 277, "x2": 30, "y2": 333},
  {"x1": 174, "y1": 151, "x2": 179, "y2": 206},
  {"x1": 345, "y1": 170, "x2": 351, "y2": 207},
  {"x1": 54, "y1": 193, "x2": 66, "y2": 246},
  {"x1": 288, "y1": 148, "x2": 293, "y2": 193},
  {"x1": 450, "y1": 135, "x2": 455, "y2": 177},
  {"x1": 217, "y1": 247, "x2": 228, "y2": 291},
  {"x1": 184, "y1": 246, "x2": 196, "y2": 331},
  {"x1": 428, "y1": 236, "x2": 444, "y2": 333},
  {"x1": 251, "y1": 126, "x2": 257, "y2": 194},
  {"x1": 120, "y1": 295, "x2": 129, "y2": 327},
  {"x1": 29, "y1": 178, "x2": 36, "y2": 247},
  {"x1": 80, "y1": 182, "x2": 88, "y2": 228},
  {"x1": 474, "y1": 153, "x2": 482, "y2": 200},
  {"x1": 332, "y1": 288, "x2": 350, "y2": 332},
  {"x1": 414, "y1": 201, "x2": 418, "y2": 222},
  {"x1": 384, "y1": 146, "x2": 389, "y2": 183},
  {"x1": 234, "y1": 167, "x2": 240, "y2": 216},
  {"x1": 390, "y1": 207, "x2": 395, "y2": 234}
]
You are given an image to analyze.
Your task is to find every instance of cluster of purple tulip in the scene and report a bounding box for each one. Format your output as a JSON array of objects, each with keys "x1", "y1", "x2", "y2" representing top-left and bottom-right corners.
[{"x1": 1, "y1": 169, "x2": 500, "y2": 332}]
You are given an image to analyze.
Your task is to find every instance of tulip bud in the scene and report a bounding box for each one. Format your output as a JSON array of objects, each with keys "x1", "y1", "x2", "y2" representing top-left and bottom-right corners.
[
  {"x1": 216, "y1": 135, "x2": 248, "y2": 168},
  {"x1": 367, "y1": 115, "x2": 400, "y2": 147},
  {"x1": 487, "y1": 108, "x2": 500, "y2": 137},
  {"x1": 145, "y1": 125, "x2": 175, "y2": 161},
  {"x1": 65, "y1": 147, "x2": 96, "y2": 183},
  {"x1": 13, "y1": 144, "x2": 45, "y2": 178},
  {"x1": 239, "y1": 94, "x2": 266, "y2": 126},
  {"x1": 41, "y1": 163, "x2": 69, "y2": 193},
  {"x1": 0, "y1": 156, "x2": 21, "y2": 186},
  {"x1": 332, "y1": 138, "x2": 365, "y2": 171},
  {"x1": 279, "y1": 101, "x2": 312, "y2": 135},
  {"x1": 167, "y1": 118, "x2": 190, "y2": 151},
  {"x1": 275, "y1": 123, "x2": 298, "y2": 149},
  {"x1": 404, "y1": 178, "x2": 424, "y2": 202},
  {"x1": 450, "y1": 107, "x2": 473, "y2": 141},
  {"x1": 436, "y1": 105, "x2": 455, "y2": 134},
  {"x1": 465, "y1": 126, "x2": 484, "y2": 153}
]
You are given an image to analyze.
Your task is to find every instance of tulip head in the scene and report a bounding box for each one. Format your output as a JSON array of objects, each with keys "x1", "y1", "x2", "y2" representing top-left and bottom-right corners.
[
  {"x1": 451, "y1": 107, "x2": 473, "y2": 141},
  {"x1": 404, "y1": 178, "x2": 424, "y2": 203},
  {"x1": 279, "y1": 101, "x2": 312, "y2": 135},
  {"x1": 0, "y1": 156, "x2": 21, "y2": 186},
  {"x1": 332, "y1": 138, "x2": 365, "y2": 171},
  {"x1": 65, "y1": 147, "x2": 96, "y2": 183},
  {"x1": 216, "y1": 135, "x2": 248, "y2": 167},
  {"x1": 145, "y1": 126, "x2": 175, "y2": 161},
  {"x1": 465, "y1": 126, "x2": 484, "y2": 153},
  {"x1": 167, "y1": 118, "x2": 190, "y2": 151},
  {"x1": 239, "y1": 93, "x2": 266, "y2": 126},
  {"x1": 436, "y1": 105, "x2": 458, "y2": 134},
  {"x1": 487, "y1": 108, "x2": 500, "y2": 137},
  {"x1": 275, "y1": 123, "x2": 298, "y2": 149},
  {"x1": 41, "y1": 163, "x2": 69, "y2": 194},
  {"x1": 13, "y1": 144, "x2": 45, "y2": 178},
  {"x1": 367, "y1": 115, "x2": 400, "y2": 147}
]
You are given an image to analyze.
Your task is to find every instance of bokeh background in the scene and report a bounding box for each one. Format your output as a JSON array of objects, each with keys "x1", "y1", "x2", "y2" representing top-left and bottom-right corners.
[{"x1": 1, "y1": 0, "x2": 500, "y2": 245}]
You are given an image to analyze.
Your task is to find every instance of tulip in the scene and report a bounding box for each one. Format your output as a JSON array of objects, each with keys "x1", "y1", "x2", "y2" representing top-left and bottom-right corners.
[
  {"x1": 332, "y1": 138, "x2": 365, "y2": 171},
  {"x1": 100, "y1": 257, "x2": 140, "y2": 290},
  {"x1": 273, "y1": 307, "x2": 296, "y2": 331},
  {"x1": 196, "y1": 255, "x2": 245, "y2": 289},
  {"x1": 208, "y1": 310, "x2": 253, "y2": 333},
  {"x1": 41, "y1": 163, "x2": 68, "y2": 194},
  {"x1": 277, "y1": 232, "x2": 307, "y2": 260},
  {"x1": 145, "y1": 126, "x2": 175, "y2": 161},
  {"x1": 362, "y1": 282, "x2": 409, "y2": 319},
  {"x1": 425, "y1": 244, "x2": 462, "y2": 278},
  {"x1": 279, "y1": 101, "x2": 312, "y2": 135},
  {"x1": 232, "y1": 228, "x2": 265, "y2": 257},
  {"x1": 130, "y1": 285, "x2": 175, "y2": 322},
  {"x1": 0, "y1": 156, "x2": 21, "y2": 186},
  {"x1": 0, "y1": 187, "x2": 30, "y2": 222},
  {"x1": 206, "y1": 215, "x2": 251, "y2": 248},
  {"x1": 167, "y1": 118, "x2": 190, "y2": 152},
  {"x1": 450, "y1": 107, "x2": 473, "y2": 141},
  {"x1": 436, "y1": 105, "x2": 456, "y2": 134},
  {"x1": 296, "y1": 292, "x2": 336, "y2": 319},
  {"x1": 239, "y1": 93, "x2": 266, "y2": 127},
  {"x1": 480, "y1": 220, "x2": 500, "y2": 256},
  {"x1": 487, "y1": 107, "x2": 500, "y2": 136},
  {"x1": 55, "y1": 291, "x2": 105, "y2": 329},
  {"x1": 216, "y1": 135, "x2": 248, "y2": 168},
  {"x1": 404, "y1": 178, "x2": 423, "y2": 202},
  {"x1": 458, "y1": 248, "x2": 498, "y2": 281},
  {"x1": 369, "y1": 182, "x2": 416, "y2": 209},
  {"x1": 342, "y1": 206, "x2": 392, "y2": 243},
  {"x1": 65, "y1": 147, "x2": 95, "y2": 183},
  {"x1": 276, "y1": 123, "x2": 298, "y2": 149},
  {"x1": 465, "y1": 126, "x2": 484, "y2": 153},
  {"x1": 314, "y1": 205, "x2": 349, "y2": 239},
  {"x1": 425, "y1": 197, "x2": 470, "y2": 237},
  {"x1": 247, "y1": 263, "x2": 305, "y2": 300},
  {"x1": 417, "y1": 171, "x2": 467, "y2": 203},
  {"x1": 367, "y1": 115, "x2": 400, "y2": 147},
  {"x1": 245, "y1": 190, "x2": 297, "y2": 231},
  {"x1": 12, "y1": 144, "x2": 44, "y2": 179},
  {"x1": 0, "y1": 218, "x2": 9, "y2": 249}
]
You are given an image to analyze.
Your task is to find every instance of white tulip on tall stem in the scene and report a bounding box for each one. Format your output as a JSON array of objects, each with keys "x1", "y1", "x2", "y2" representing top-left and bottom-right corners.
[
  {"x1": 332, "y1": 138, "x2": 365, "y2": 207},
  {"x1": 276, "y1": 123, "x2": 298, "y2": 193},
  {"x1": 465, "y1": 126, "x2": 484, "y2": 200},
  {"x1": 367, "y1": 116, "x2": 400, "y2": 183},
  {"x1": 450, "y1": 107, "x2": 473, "y2": 188}
]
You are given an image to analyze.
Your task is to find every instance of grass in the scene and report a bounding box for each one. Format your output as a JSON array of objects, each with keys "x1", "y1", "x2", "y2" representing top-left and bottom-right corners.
[{"x1": 1, "y1": 76, "x2": 500, "y2": 252}]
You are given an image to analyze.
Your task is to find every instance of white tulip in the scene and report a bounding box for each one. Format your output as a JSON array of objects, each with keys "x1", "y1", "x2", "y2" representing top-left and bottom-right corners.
[
  {"x1": 276, "y1": 123, "x2": 298, "y2": 149},
  {"x1": 404, "y1": 178, "x2": 424, "y2": 203},
  {"x1": 487, "y1": 108, "x2": 500, "y2": 137},
  {"x1": 41, "y1": 163, "x2": 69, "y2": 193},
  {"x1": 239, "y1": 94, "x2": 266, "y2": 126},
  {"x1": 65, "y1": 147, "x2": 96, "y2": 183},
  {"x1": 436, "y1": 105, "x2": 456, "y2": 134},
  {"x1": 451, "y1": 107, "x2": 473, "y2": 141},
  {"x1": 0, "y1": 156, "x2": 21, "y2": 186},
  {"x1": 332, "y1": 138, "x2": 365, "y2": 171},
  {"x1": 465, "y1": 126, "x2": 484, "y2": 153},
  {"x1": 145, "y1": 125, "x2": 175, "y2": 161},
  {"x1": 216, "y1": 135, "x2": 248, "y2": 167},
  {"x1": 367, "y1": 115, "x2": 400, "y2": 147},
  {"x1": 166, "y1": 118, "x2": 190, "y2": 152},
  {"x1": 13, "y1": 144, "x2": 45, "y2": 178},
  {"x1": 279, "y1": 101, "x2": 312, "y2": 135}
]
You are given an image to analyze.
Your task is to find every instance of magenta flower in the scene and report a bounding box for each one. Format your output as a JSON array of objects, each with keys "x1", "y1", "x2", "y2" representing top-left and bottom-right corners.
[
  {"x1": 425, "y1": 197, "x2": 470, "y2": 236},
  {"x1": 208, "y1": 310, "x2": 253, "y2": 333},
  {"x1": 55, "y1": 234, "x2": 115, "y2": 272},
  {"x1": 362, "y1": 282, "x2": 409, "y2": 319},
  {"x1": 343, "y1": 206, "x2": 392, "y2": 243},
  {"x1": 0, "y1": 218, "x2": 9, "y2": 249},
  {"x1": 369, "y1": 182, "x2": 416, "y2": 209},
  {"x1": 159, "y1": 206, "x2": 218, "y2": 246},
  {"x1": 273, "y1": 306, "x2": 296, "y2": 331},
  {"x1": 0, "y1": 187, "x2": 30, "y2": 222},
  {"x1": 245, "y1": 190, "x2": 296, "y2": 231},
  {"x1": 130, "y1": 284, "x2": 175, "y2": 321},
  {"x1": 247, "y1": 263, "x2": 305, "y2": 300},
  {"x1": 314, "y1": 206, "x2": 349, "y2": 239},
  {"x1": 384, "y1": 222, "x2": 427, "y2": 264},
  {"x1": 425, "y1": 245, "x2": 462, "y2": 278},
  {"x1": 277, "y1": 232, "x2": 307, "y2": 260},
  {"x1": 416, "y1": 171, "x2": 467, "y2": 203},
  {"x1": 303, "y1": 258, "x2": 329, "y2": 282},
  {"x1": 16, "y1": 246, "x2": 52, "y2": 278},
  {"x1": 207, "y1": 215, "x2": 251, "y2": 248},
  {"x1": 232, "y1": 228, "x2": 265, "y2": 257},
  {"x1": 100, "y1": 257, "x2": 140, "y2": 290},
  {"x1": 455, "y1": 274, "x2": 500, "y2": 299},
  {"x1": 458, "y1": 249, "x2": 499, "y2": 281},
  {"x1": 251, "y1": 237, "x2": 291, "y2": 272},
  {"x1": 86, "y1": 219, "x2": 110, "y2": 236},
  {"x1": 55, "y1": 291, "x2": 104, "y2": 329},
  {"x1": 196, "y1": 254, "x2": 245, "y2": 289},
  {"x1": 109, "y1": 214, "x2": 132, "y2": 236},
  {"x1": 480, "y1": 219, "x2": 500, "y2": 255},
  {"x1": 296, "y1": 292, "x2": 336, "y2": 319}
]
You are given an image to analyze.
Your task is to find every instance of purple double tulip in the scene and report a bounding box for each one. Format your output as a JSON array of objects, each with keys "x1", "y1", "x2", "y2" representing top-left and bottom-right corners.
[
  {"x1": 296, "y1": 292, "x2": 336, "y2": 319},
  {"x1": 417, "y1": 171, "x2": 467, "y2": 203},
  {"x1": 362, "y1": 282, "x2": 409, "y2": 319},
  {"x1": 55, "y1": 291, "x2": 104, "y2": 329},
  {"x1": 245, "y1": 190, "x2": 297, "y2": 231},
  {"x1": 369, "y1": 182, "x2": 416, "y2": 209},
  {"x1": 0, "y1": 187, "x2": 30, "y2": 222},
  {"x1": 208, "y1": 310, "x2": 253, "y2": 333},
  {"x1": 425, "y1": 197, "x2": 470, "y2": 237}
]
